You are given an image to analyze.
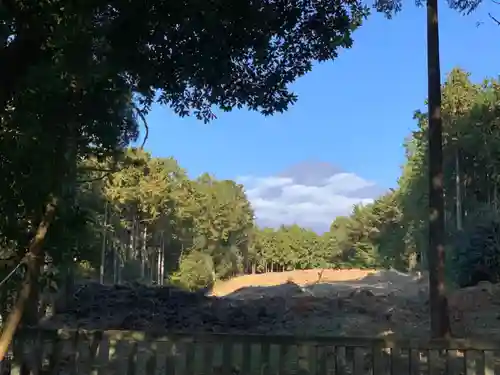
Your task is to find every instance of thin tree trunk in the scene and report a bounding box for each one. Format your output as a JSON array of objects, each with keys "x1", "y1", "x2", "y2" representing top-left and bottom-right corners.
[
  {"x1": 113, "y1": 242, "x2": 119, "y2": 284},
  {"x1": 455, "y1": 149, "x2": 462, "y2": 230},
  {"x1": 426, "y1": 0, "x2": 451, "y2": 338},
  {"x1": 134, "y1": 216, "x2": 140, "y2": 259},
  {"x1": 494, "y1": 166, "x2": 498, "y2": 210},
  {"x1": 118, "y1": 244, "x2": 123, "y2": 284},
  {"x1": 156, "y1": 248, "x2": 161, "y2": 285},
  {"x1": 141, "y1": 225, "x2": 146, "y2": 280},
  {"x1": 0, "y1": 197, "x2": 58, "y2": 361},
  {"x1": 158, "y1": 231, "x2": 165, "y2": 285},
  {"x1": 128, "y1": 217, "x2": 134, "y2": 261},
  {"x1": 100, "y1": 201, "x2": 108, "y2": 284}
]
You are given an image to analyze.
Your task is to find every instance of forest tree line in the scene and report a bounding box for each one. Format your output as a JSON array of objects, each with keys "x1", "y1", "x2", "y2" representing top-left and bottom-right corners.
[
  {"x1": 0, "y1": 67, "x2": 498, "y2": 302},
  {"x1": 26, "y1": 68, "x2": 499, "y2": 292},
  {"x1": 0, "y1": 0, "x2": 486, "y2": 346}
]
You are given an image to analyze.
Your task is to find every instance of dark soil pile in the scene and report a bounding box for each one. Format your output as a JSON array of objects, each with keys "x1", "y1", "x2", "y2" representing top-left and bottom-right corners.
[
  {"x1": 40, "y1": 280, "x2": 500, "y2": 338},
  {"x1": 40, "y1": 281, "x2": 430, "y2": 337}
]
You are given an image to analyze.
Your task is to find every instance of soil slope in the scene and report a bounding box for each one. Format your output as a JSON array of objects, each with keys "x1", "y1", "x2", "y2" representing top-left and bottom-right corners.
[{"x1": 40, "y1": 269, "x2": 500, "y2": 339}]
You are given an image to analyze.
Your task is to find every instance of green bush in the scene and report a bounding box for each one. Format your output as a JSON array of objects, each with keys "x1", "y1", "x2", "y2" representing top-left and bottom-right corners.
[
  {"x1": 451, "y1": 206, "x2": 500, "y2": 288},
  {"x1": 168, "y1": 251, "x2": 215, "y2": 291}
]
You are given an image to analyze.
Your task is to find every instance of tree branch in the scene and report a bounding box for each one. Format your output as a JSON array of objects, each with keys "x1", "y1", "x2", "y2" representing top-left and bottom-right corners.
[
  {"x1": 132, "y1": 103, "x2": 149, "y2": 149},
  {"x1": 488, "y1": 12, "x2": 500, "y2": 25},
  {"x1": 77, "y1": 170, "x2": 117, "y2": 184}
]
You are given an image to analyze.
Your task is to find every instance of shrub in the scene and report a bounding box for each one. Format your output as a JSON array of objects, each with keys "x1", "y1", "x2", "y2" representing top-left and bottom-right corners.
[
  {"x1": 451, "y1": 206, "x2": 500, "y2": 288},
  {"x1": 168, "y1": 251, "x2": 215, "y2": 291}
]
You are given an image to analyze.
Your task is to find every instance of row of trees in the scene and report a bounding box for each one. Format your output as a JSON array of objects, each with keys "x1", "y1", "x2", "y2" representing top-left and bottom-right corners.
[
  {"x1": 53, "y1": 67, "x2": 500, "y2": 293},
  {"x1": 65, "y1": 148, "x2": 387, "y2": 291},
  {"x1": 0, "y1": 0, "x2": 490, "y2": 350},
  {"x1": 3, "y1": 144, "x2": 403, "y2": 292},
  {"x1": 7, "y1": 68, "x2": 496, "y2": 295},
  {"x1": 2, "y1": 66, "x2": 498, "y2": 299},
  {"x1": 327, "y1": 68, "x2": 500, "y2": 290}
]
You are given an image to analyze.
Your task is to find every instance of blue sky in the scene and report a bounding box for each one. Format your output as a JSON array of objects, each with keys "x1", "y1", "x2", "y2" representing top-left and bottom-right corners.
[{"x1": 142, "y1": 3, "x2": 499, "y2": 231}]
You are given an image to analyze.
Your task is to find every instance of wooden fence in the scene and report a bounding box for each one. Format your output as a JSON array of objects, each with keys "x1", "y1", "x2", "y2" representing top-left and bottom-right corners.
[{"x1": 2, "y1": 329, "x2": 500, "y2": 375}]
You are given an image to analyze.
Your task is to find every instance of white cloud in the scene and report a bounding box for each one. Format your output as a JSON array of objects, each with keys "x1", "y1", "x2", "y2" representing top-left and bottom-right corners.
[
  {"x1": 237, "y1": 172, "x2": 378, "y2": 233},
  {"x1": 325, "y1": 173, "x2": 374, "y2": 193}
]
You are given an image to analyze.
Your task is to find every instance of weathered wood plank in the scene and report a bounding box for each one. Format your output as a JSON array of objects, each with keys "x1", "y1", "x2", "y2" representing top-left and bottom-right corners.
[
  {"x1": 335, "y1": 346, "x2": 346, "y2": 375},
  {"x1": 20, "y1": 331, "x2": 43, "y2": 375},
  {"x1": 446, "y1": 349, "x2": 465, "y2": 375},
  {"x1": 465, "y1": 349, "x2": 479, "y2": 375},
  {"x1": 184, "y1": 341, "x2": 196, "y2": 375},
  {"x1": 308, "y1": 344, "x2": 317, "y2": 375},
  {"x1": 164, "y1": 340, "x2": 176, "y2": 375},
  {"x1": 315, "y1": 345, "x2": 326, "y2": 375},
  {"x1": 221, "y1": 338, "x2": 232, "y2": 375},
  {"x1": 154, "y1": 341, "x2": 168, "y2": 375},
  {"x1": 54, "y1": 338, "x2": 77, "y2": 375},
  {"x1": 260, "y1": 341, "x2": 271, "y2": 375},
  {"x1": 241, "y1": 342, "x2": 252, "y2": 375},
  {"x1": 135, "y1": 340, "x2": 152, "y2": 375},
  {"x1": 96, "y1": 336, "x2": 110, "y2": 375},
  {"x1": 75, "y1": 334, "x2": 94, "y2": 375},
  {"x1": 109, "y1": 340, "x2": 132, "y2": 375},
  {"x1": 372, "y1": 345, "x2": 386, "y2": 375},
  {"x1": 202, "y1": 340, "x2": 215, "y2": 375},
  {"x1": 409, "y1": 349, "x2": 420, "y2": 375},
  {"x1": 428, "y1": 349, "x2": 444, "y2": 375},
  {"x1": 353, "y1": 347, "x2": 364, "y2": 375},
  {"x1": 483, "y1": 350, "x2": 494, "y2": 375},
  {"x1": 278, "y1": 344, "x2": 288, "y2": 375}
]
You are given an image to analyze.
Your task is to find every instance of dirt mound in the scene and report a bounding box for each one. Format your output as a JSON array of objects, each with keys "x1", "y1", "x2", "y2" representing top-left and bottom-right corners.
[
  {"x1": 41, "y1": 280, "x2": 428, "y2": 337},
  {"x1": 447, "y1": 281, "x2": 500, "y2": 337},
  {"x1": 40, "y1": 274, "x2": 500, "y2": 339},
  {"x1": 215, "y1": 269, "x2": 427, "y2": 299},
  {"x1": 356, "y1": 269, "x2": 418, "y2": 284},
  {"x1": 227, "y1": 281, "x2": 305, "y2": 299},
  {"x1": 210, "y1": 269, "x2": 377, "y2": 296}
]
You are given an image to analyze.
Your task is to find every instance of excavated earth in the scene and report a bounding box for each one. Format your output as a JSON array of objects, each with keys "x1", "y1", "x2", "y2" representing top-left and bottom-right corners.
[{"x1": 39, "y1": 270, "x2": 500, "y2": 339}]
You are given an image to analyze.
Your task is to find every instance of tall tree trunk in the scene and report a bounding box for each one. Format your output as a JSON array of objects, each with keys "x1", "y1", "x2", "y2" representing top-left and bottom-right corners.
[
  {"x1": 426, "y1": 0, "x2": 451, "y2": 339},
  {"x1": 113, "y1": 242, "x2": 119, "y2": 284},
  {"x1": 455, "y1": 149, "x2": 462, "y2": 230},
  {"x1": 100, "y1": 201, "x2": 108, "y2": 284},
  {"x1": 128, "y1": 217, "x2": 134, "y2": 261},
  {"x1": 158, "y1": 231, "x2": 165, "y2": 285},
  {"x1": 493, "y1": 166, "x2": 498, "y2": 210},
  {"x1": 141, "y1": 225, "x2": 146, "y2": 280}
]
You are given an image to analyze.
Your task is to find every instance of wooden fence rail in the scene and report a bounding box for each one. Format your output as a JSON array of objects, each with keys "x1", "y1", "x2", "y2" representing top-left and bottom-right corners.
[{"x1": 1, "y1": 329, "x2": 500, "y2": 375}]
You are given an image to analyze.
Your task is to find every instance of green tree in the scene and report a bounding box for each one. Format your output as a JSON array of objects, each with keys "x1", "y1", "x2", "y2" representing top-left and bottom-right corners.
[{"x1": 0, "y1": 0, "x2": 371, "y2": 352}]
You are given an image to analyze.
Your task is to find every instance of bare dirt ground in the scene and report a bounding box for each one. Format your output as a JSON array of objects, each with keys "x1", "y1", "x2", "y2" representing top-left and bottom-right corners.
[
  {"x1": 41, "y1": 268, "x2": 500, "y2": 339},
  {"x1": 209, "y1": 269, "x2": 379, "y2": 296}
]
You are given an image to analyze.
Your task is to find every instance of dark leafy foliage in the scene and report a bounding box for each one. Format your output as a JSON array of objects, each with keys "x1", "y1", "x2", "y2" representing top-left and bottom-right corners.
[
  {"x1": 451, "y1": 206, "x2": 500, "y2": 288},
  {"x1": 1, "y1": 0, "x2": 369, "y2": 121}
]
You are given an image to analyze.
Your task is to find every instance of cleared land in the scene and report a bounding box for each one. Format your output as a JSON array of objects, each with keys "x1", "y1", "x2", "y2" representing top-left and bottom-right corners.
[
  {"x1": 209, "y1": 269, "x2": 379, "y2": 296},
  {"x1": 41, "y1": 269, "x2": 500, "y2": 339}
]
